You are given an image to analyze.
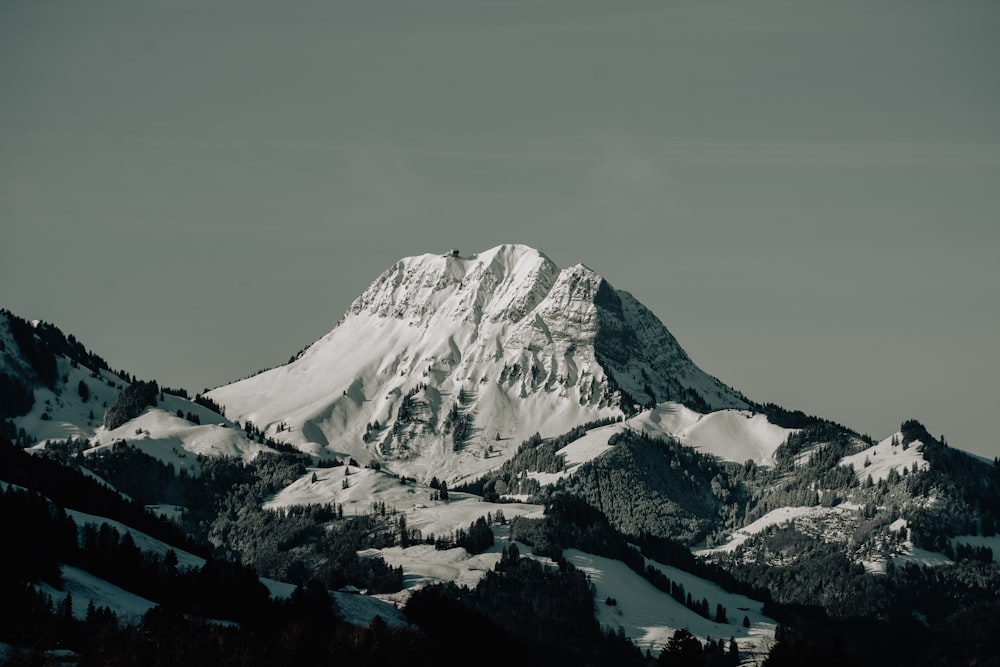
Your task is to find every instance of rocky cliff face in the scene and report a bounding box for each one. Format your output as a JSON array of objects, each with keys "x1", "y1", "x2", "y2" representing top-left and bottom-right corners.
[{"x1": 208, "y1": 244, "x2": 745, "y2": 481}]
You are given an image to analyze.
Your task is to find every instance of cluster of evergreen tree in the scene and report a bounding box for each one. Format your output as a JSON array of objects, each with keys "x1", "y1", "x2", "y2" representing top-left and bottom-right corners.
[
  {"x1": 0, "y1": 561, "x2": 430, "y2": 666},
  {"x1": 238, "y1": 418, "x2": 302, "y2": 453},
  {"x1": 433, "y1": 516, "x2": 494, "y2": 554},
  {"x1": 193, "y1": 392, "x2": 225, "y2": 416},
  {"x1": 48, "y1": 436, "x2": 404, "y2": 592},
  {"x1": 4, "y1": 311, "x2": 60, "y2": 389},
  {"x1": 84, "y1": 440, "x2": 191, "y2": 506},
  {"x1": 210, "y1": 499, "x2": 403, "y2": 592},
  {"x1": 103, "y1": 380, "x2": 159, "y2": 430},
  {"x1": 946, "y1": 541, "x2": 994, "y2": 563},
  {"x1": 722, "y1": 526, "x2": 878, "y2": 618},
  {"x1": 0, "y1": 438, "x2": 201, "y2": 554},
  {"x1": 0, "y1": 372, "x2": 34, "y2": 418},
  {"x1": 900, "y1": 420, "x2": 1000, "y2": 548},
  {"x1": 393, "y1": 384, "x2": 430, "y2": 432},
  {"x1": 428, "y1": 476, "x2": 449, "y2": 500},
  {"x1": 657, "y1": 628, "x2": 740, "y2": 667},
  {"x1": 440, "y1": 387, "x2": 477, "y2": 451},
  {"x1": 554, "y1": 429, "x2": 736, "y2": 543},
  {"x1": 3, "y1": 309, "x2": 113, "y2": 380},
  {"x1": 0, "y1": 483, "x2": 271, "y2": 625},
  {"x1": 510, "y1": 495, "x2": 740, "y2": 626},
  {"x1": 772, "y1": 422, "x2": 858, "y2": 472},
  {"x1": 0, "y1": 446, "x2": 647, "y2": 666},
  {"x1": 0, "y1": 311, "x2": 130, "y2": 425},
  {"x1": 456, "y1": 416, "x2": 622, "y2": 501},
  {"x1": 0, "y1": 417, "x2": 32, "y2": 447},
  {"x1": 406, "y1": 544, "x2": 648, "y2": 666},
  {"x1": 160, "y1": 385, "x2": 188, "y2": 399}
]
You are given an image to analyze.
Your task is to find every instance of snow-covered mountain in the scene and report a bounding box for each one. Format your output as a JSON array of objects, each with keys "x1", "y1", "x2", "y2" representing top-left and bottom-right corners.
[
  {"x1": 0, "y1": 309, "x2": 270, "y2": 469},
  {"x1": 208, "y1": 244, "x2": 746, "y2": 480},
  {"x1": 4, "y1": 250, "x2": 1000, "y2": 665}
]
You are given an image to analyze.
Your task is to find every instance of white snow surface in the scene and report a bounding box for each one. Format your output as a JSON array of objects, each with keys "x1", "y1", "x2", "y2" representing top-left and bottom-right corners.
[
  {"x1": 333, "y1": 590, "x2": 410, "y2": 628},
  {"x1": 558, "y1": 422, "x2": 621, "y2": 467},
  {"x1": 265, "y1": 465, "x2": 541, "y2": 538},
  {"x1": 839, "y1": 432, "x2": 928, "y2": 483},
  {"x1": 373, "y1": 543, "x2": 505, "y2": 594},
  {"x1": 208, "y1": 244, "x2": 744, "y2": 483},
  {"x1": 566, "y1": 549, "x2": 776, "y2": 656},
  {"x1": 525, "y1": 404, "x2": 795, "y2": 488},
  {"x1": 0, "y1": 337, "x2": 272, "y2": 473},
  {"x1": 9, "y1": 362, "x2": 124, "y2": 445},
  {"x1": 38, "y1": 566, "x2": 157, "y2": 622},
  {"x1": 86, "y1": 399, "x2": 275, "y2": 473},
  {"x1": 630, "y1": 405, "x2": 794, "y2": 466},
  {"x1": 527, "y1": 422, "x2": 621, "y2": 485}
]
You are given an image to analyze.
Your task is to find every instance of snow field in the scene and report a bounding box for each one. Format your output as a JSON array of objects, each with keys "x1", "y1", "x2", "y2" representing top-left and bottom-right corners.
[
  {"x1": 370, "y1": 542, "x2": 504, "y2": 595},
  {"x1": 631, "y1": 405, "x2": 795, "y2": 466},
  {"x1": 13, "y1": 362, "x2": 123, "y2": 445},
  {"x1": 37, "y1": 566, "x2": 158, "y2": 622},
  {"x1": 525, "y1": 404, "x2": 796, "y2": 490},
  {"x1": 265, "y1": 464, "x2": 542, "y2": 537},
  {"x1": 839, "y1": 432, "x2": 927, "y2": 483},
  {"x1": 10, "y1": 351, "x2": 273, "y2": 475},
  {"x1": 524, "y1": 422, "x2": 621, "y2": 485},
  {"x1": 565, "y1": 549, "x2": 776, "y2": 657}
]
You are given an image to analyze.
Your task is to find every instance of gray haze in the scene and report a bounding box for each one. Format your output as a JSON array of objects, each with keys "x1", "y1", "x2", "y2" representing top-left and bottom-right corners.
[{"x1": 2, "y1": 0, "x2": 998, "y2": 458}]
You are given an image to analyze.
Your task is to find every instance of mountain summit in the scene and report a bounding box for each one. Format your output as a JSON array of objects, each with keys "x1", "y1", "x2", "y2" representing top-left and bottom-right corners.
[{"x1": 208, "y1": 244, "x2": 745, "y2": 479}]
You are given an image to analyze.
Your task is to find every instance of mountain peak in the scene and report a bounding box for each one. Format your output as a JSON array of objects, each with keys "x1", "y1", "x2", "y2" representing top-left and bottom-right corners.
[
  {"x1": 210, "y1": 245, "x2": 745, "y2": 480},
  {"x1": 346, "y1": 244, "x2": 559, "y2": 326}
]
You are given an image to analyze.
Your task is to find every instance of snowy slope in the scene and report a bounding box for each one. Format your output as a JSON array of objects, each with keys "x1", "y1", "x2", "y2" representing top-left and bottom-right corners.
[
  {"x1": 12, "y1": 363, "x2": 123, "y2": 445},
  {"x1": 5, "y1": 359, "x2": 269, "y2": 473},
  {"x1": 37, "y1": 566, "x2": 158, "y2": 622},
  {"x1": 0, "y1": 312, "x2": 271, "y2": 469},
  {"x1": 527, "y1": 422, "x2": 622, "y2": 486},
  {"x1": 209, "y1": 245, "x2": 745, "y2": 482},
  {"x1": 86, "y1": 399, "x2": 275, "y2": 473},
  {"x1": 630, "y1": 404, "x2": 794, "y2": 466},
  {"x1": 374, "y1": 543, "x2": 507, "y2": 594},
  {"x1": 565, "y1": 549, "x2": 775, "y2": 656},
  {"x1": 839, "y1": 432, "x2": 927, "y2": 482},
  {"x1": 65, "y1": 509, "x2": 205, "y2": 569},
  {"x1": 523, "y1": 403, "x2": 794, "y2": 489},
  {"x1": 264, "y1": 464, "x2": 542, "y2": 538},
  {"x1": 22, "y1": 365, "x2": 271, "y2": 474}
]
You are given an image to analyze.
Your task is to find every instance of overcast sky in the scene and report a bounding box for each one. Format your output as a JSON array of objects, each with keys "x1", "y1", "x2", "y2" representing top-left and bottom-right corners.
[{"x1": 2, "y1": 0, "x2": 998, "y2": 458}]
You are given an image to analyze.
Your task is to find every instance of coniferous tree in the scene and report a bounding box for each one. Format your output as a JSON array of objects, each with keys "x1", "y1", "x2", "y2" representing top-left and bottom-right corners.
[
  {"x1": 660, "y1": 628, "x2": 703, "y2": 667},
  {"x1": 715, "y1": 603, "x2": 727, "y2": 624}
]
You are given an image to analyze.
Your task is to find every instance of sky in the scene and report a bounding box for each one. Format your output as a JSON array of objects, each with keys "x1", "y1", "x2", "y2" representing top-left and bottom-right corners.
[{"x1": 1, "y1": 0, "x2": 998, "y2": 458}]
